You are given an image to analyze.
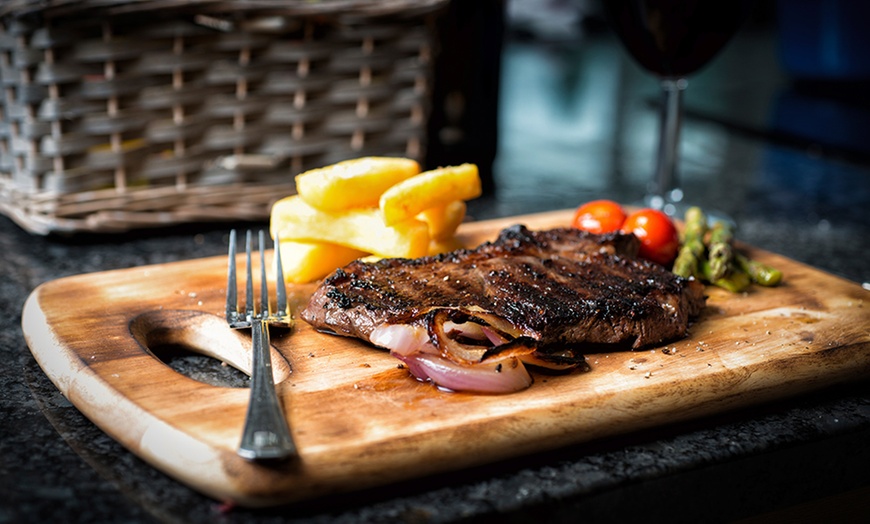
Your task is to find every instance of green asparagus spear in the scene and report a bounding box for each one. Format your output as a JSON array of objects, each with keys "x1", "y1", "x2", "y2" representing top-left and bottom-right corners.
[
  {"x1": 672, "y1": 245, "x2": 697, "y2": 278},
  {"x1": 673, "y1": 206, "x2": 707, "y2": 278},
  {"x1": 682, "y1": 206, "x2": 708, "y2": 249},
  {"x1": 671, "y1": 206, "x2": 785, "y2": 291},
  {"x1": 735, "y1": 252, "x2": 783, "y2": 286},
  {"x1": 707, "y1": 221, "x2": 734, "y2": 281},
  {"x1": 700, "y1": 259, "x2": 750, "y2": 293}
]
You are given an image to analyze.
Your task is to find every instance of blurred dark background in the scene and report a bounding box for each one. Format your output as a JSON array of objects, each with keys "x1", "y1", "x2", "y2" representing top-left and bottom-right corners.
[{"x1": 428, "y1": 0, "x2": 870, "y2": 264}]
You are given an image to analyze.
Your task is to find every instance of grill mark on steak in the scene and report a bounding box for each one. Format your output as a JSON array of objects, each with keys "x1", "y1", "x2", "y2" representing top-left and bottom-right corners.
[{"x1": 303, "y1": 224, "x2": 706, "y2": 351}]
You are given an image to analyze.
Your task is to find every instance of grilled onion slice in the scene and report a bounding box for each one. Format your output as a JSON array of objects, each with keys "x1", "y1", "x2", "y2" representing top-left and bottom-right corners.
[{"x1": 368, "y1": 307, "x2": 586, "y2": 393}]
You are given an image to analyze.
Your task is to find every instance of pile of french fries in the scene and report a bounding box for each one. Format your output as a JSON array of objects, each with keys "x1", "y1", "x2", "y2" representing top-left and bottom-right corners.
[{"x1": 270, "y1": 157, "x2": 482, "y2": 283}]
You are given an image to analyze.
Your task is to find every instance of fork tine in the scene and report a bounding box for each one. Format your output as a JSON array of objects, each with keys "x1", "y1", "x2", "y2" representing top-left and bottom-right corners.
[
  {"x1": 226, "y1": 229, "x2": 239, "y2": 325},
  {"x1": 258, "y1": 230, "x2": 269, "y2": 317},
  {"x1": 274, "y1": 234, "x2": 288, "y2": 319},
  {"x1": 245, "y1": 230, "x2": 255, "y2": 322}
]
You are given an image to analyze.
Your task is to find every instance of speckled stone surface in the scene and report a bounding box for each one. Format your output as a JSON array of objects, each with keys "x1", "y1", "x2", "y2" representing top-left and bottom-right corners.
[{"x1": 3, "y1": 29, "x2": 870, "y2": 523}]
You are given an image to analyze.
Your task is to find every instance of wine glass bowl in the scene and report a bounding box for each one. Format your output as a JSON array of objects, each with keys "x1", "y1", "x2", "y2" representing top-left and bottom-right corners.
[{"x1": 602, "y1": 0, "x2": 755, "y2": 216}]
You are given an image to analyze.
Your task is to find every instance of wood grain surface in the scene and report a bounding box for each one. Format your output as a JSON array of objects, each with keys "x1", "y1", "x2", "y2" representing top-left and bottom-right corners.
[{"x1": 22, "y1": 209, "x2": 870, "y2": 507}]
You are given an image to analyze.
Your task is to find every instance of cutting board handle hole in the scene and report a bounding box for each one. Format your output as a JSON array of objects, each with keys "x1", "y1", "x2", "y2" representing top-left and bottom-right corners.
[
  {"x1": 148, "y1": 343, "x2": 250, "y2": 388},
  {"x1": 129, "y1": 310, "x2": 292, "y2": 386}
]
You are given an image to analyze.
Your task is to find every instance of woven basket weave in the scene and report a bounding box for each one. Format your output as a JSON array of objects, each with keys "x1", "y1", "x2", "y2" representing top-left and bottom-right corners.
[{"x1": 0, "y1": 0, "x2": 448, "y2": 234}]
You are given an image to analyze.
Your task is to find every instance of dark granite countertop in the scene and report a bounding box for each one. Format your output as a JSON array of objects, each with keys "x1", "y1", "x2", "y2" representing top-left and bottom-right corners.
[{"x1": 3, "y1": 20, "x2": 870, "y2": 524}]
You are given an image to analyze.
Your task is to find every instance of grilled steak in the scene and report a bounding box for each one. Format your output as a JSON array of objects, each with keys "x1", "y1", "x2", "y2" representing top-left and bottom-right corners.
[
  {"x1": 302, "y1": 225, "x2": 706, "y2": 393},
  {"x1": 304, "y1": 225, "x2": 704, "y2": 346}
]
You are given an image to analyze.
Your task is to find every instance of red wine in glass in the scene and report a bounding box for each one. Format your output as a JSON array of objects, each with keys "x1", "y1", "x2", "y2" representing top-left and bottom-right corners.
[{"x1": 602, "y1": 0, "x2": 755, "y2": 215}]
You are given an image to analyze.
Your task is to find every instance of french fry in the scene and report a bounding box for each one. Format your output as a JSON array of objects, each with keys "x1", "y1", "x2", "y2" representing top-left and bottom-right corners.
[
  {"x1": 358, "y1": 254, "x2": 384, "y2": 263},
  {"x1": 272, "y1": 158, "x2": 479, "y2": 276},
  {"x1": 358, "y1": 233, "x2": 466, "y2": 262},
  {"x1": 271, "y1": 195, "x2": 430, "y2": 258},
  {"x1": 379, "y1": 163, "x2": 481, "y2": 226},
  {"x1": 277, "y1": 240, "x2": 367, "y2": 283},
  {"x1": 428, "y1": 236, "x2": 466, "y2": 256},
  {"x1": 295, "y1": 156, "x2": 420, "y2": 211},
  {"x1": 360, "y1": 236, "x2": 466, "y2": 263},
  {"x1": 417, "y1": 200, "x2": 466, "y2": 241}
]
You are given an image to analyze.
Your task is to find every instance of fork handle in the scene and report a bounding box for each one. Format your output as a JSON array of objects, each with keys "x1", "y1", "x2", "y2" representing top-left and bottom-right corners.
[{"x1": 238, "y1": 320, "x2": 297, "y2": 461}]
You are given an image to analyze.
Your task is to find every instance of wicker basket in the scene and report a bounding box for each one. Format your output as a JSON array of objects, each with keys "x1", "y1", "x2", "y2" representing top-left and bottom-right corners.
[{"x1": 0, "y1": 0, "x2": 448, "y2": 234}]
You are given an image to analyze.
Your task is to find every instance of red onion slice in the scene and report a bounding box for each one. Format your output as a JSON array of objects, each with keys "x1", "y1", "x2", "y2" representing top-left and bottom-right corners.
[
  {"x1": 519, "y1": 352, "x2": 586, "y2": 371},
  {"x1": 428, "y1": 309, "x2": 539, "y2": 365},
  {"x1": 370, "y1": 323, "x2": 433, "y2": 357},
  {"x1": 368, "y1": 310, "x2": 584, "y2": 393},
  {"x1": 393, "y1": 352, "x2": 533, "y2": 394}
]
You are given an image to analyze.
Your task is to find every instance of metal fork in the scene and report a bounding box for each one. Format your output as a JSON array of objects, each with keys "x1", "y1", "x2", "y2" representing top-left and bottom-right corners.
[{"x1": 226, "y1": 229, "x2": 296, "y2": 461}]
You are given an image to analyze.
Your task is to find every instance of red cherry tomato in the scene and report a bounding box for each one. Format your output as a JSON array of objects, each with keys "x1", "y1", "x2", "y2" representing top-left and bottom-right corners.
[
  {"x1": 572, "y1": 200, "x2": 627, "y2": 234},
  {"x1": 621, "y1": 208, "x2": 679, "y2": 266}
]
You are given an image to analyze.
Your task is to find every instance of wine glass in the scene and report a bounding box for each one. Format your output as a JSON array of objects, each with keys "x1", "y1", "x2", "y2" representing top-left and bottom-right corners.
[{"x1": 601, "y1": 0, "x2": 755, "y2": 216}]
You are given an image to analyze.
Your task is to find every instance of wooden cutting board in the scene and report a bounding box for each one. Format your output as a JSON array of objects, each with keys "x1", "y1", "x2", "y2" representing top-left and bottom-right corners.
[{"x1": 22, "y1": 209, "x2": 870, "y2": 507}]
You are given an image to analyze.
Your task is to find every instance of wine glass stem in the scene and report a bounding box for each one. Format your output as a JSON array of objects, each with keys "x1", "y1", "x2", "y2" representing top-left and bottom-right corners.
[{"x1": 652, "y1": 78, "x2": 687, "y2": 209}]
